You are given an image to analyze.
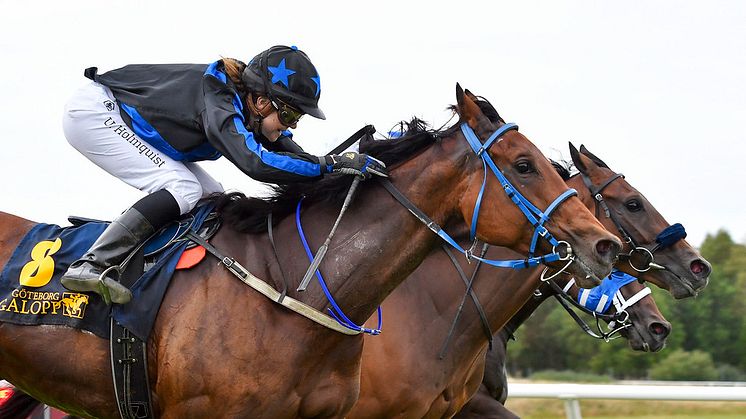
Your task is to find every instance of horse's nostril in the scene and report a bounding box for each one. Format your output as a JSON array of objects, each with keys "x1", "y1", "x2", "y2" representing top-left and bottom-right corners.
[
  {"x1": 650, "y1": 322, "x2": 671, "y2": 337},
  {"x1": 691, "y1": 259, "x2": 711, "y2": 277},
  {"x1": 595, "y1": 239, "x2": 620, "y2": 260}
]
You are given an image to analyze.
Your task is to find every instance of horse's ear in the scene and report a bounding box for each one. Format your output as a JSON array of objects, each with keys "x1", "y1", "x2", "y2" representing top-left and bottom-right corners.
[
  {"x1": 455, "y1": 83, "x2": 482, "y2": 127},
  {"x1": 569, "y1": 142, "x2": 588, "y2": 174},
  {"x1": 579, "y1": 145, "x2": 610, "y2": 169},
  {"x1": 464, "y1": 88, "x2": 479, "y2": 102}
]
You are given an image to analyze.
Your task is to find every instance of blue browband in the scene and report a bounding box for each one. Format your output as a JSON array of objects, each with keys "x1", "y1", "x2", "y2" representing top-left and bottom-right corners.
[{"x1": 459, "y1": 122, "x2": 578, "y2": 264}]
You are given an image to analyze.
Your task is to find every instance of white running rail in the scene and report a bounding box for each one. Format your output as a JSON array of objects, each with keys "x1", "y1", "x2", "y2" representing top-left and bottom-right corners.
[{"x1": 507, "y1": 382, "x2": 746, "y2": 419}]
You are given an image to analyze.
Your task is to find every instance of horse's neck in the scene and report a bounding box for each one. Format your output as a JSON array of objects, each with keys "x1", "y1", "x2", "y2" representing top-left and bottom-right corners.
[
  {"x1": 410, "y1": 244, "x2": 546, "y2": 361},
  {"x1": 273, "y1": 157, "x2": 462, "y2": 326},
  {"x1": 501, "y1": 272, "x2": 582, "y2": 339},
  {"x1": 501, "y1": 280, "x2": 553, "y2": 338}
]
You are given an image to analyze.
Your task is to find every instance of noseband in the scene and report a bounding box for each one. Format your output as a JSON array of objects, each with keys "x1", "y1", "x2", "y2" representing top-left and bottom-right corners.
[{"x1": 579, "y1": 172, "x2": 687, "y2": 273}]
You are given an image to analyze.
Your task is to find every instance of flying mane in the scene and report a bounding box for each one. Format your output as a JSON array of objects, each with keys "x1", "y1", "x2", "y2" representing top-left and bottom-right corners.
[{"x1": 215, "y1": 98, "x2": 501, "y2": 234}]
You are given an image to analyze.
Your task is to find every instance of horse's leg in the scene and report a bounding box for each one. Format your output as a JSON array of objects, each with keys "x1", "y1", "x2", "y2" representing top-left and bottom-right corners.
[{"x1": 452, "y1": 385, "x2": 520, "y2": 419}]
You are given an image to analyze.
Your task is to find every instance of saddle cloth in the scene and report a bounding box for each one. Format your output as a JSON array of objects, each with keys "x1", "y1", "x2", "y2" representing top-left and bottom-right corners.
[{"x1": 0, "y1": 204, "x2": 217, "y2": 340}]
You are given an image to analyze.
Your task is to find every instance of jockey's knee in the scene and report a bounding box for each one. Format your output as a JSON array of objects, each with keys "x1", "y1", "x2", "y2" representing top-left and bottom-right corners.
[{"x1": 166, "y1": 182, "x2": 203, "y2": 215}]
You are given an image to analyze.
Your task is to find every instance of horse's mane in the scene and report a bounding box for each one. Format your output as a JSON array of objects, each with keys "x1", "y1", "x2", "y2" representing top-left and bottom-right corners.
[
  {"x1": 550, "y1": 159, "x2": 573, "y2": 181},
  {"x1": 215, "y1": 96, "x2": 502, "y2": 234}
]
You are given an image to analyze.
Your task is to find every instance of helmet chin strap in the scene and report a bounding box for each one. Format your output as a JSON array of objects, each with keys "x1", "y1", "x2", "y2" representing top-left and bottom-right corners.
[{"x1": 246, "y1": 93, "x2": 274, "y2": 139}]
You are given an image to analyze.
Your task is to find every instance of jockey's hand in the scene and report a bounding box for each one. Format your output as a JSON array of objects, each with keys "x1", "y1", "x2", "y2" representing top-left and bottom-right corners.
[{"x1": 324, "y1": 152, "x2": 388, "y2": 179}]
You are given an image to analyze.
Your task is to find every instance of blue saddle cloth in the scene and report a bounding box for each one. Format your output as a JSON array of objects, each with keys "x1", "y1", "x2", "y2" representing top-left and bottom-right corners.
[{"x1": 0, "y1": 204, "x2": 214, "y2": 340}]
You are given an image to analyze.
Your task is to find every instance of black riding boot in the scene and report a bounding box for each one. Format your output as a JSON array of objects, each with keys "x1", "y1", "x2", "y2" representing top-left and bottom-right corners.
[{"x1": 61, "y1": 208, "x2": 154, "y2": 304}]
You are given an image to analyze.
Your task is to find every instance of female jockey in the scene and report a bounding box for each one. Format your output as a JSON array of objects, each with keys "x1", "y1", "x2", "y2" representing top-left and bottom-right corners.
[{"x1": 60, "y1": 45, "x2": 386, "y2": 305}]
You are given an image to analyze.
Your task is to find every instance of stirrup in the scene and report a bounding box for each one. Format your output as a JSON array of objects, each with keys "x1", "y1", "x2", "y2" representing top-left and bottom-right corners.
[
  {"x1": 97, "y1": 265, "x2": 126, "y2": 306},
  {"x1": 98, "y1": 279, "x2": 113, "y2": 306}
]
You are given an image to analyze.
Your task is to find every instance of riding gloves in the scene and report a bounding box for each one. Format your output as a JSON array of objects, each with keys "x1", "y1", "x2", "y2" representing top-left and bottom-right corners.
[{"x1": 322, "y1": 152, "x2": 388, "y2": 179}]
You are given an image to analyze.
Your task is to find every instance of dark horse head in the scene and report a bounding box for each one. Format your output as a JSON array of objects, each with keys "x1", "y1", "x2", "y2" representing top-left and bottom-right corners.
[
  {"x1": 615, "y1": 280, "x2": 671, "y2": 352},
  {"x1": 569, "y1": 144, "x2": 710, "y2": 298}
]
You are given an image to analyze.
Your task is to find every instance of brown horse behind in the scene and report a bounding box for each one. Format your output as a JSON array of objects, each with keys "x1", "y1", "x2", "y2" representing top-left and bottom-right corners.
[
  {"x1": 452, "y1": 273, "x2": 670, "y2": 419},
  {"x1": 349, "y1": 142, "x2": 710, "y2": 418}
]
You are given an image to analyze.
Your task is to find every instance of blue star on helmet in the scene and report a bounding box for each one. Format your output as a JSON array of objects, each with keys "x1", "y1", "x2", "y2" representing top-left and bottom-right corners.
[
  {"x1": 311, "y1": 76, "x2": 321, "y2": 97},
  {"x1": 268, "y1": 58, "x2": 296, "y2": 87}
]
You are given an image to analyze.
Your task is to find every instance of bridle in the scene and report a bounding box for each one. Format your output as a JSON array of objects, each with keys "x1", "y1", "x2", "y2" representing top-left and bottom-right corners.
[
  {"x1": 578, "y1": 171, "x2": 687, "y2": 275},
  {"x1": 292, "y1": 120, "x2": 582, "y2": 336},
  {"x1": 533, "y1": 168, "x2": 688, "y2": 341},
  {"x1": 382, "y1": 121, "x2": 579, "y2": 270},
  {"x1": 380, "y1": 120, "x2": 581, "y2": 349},
  {"x1": 541, "y1": 272, "x2": 650, "y2": 342}
]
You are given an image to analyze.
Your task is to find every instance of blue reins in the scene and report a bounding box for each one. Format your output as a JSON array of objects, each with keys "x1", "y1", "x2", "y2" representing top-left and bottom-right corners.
[
  {"x1": 380, "y1": 122, "x2": 579, "y2": 270},
  {"x1": 294, "y1": 121, "x2": 578, "y2": 335},
  {"x1": 296, "y1": 199, "x2": 382, "y2": 335}
]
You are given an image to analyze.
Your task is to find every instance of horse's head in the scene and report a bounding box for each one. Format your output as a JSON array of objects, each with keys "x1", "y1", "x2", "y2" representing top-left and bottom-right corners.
[
  {"x1": 558, "y1": 274, "x2": 671, "y2": 352},
  {"x1": 614, "y1": 280, "x2": 671, "y2": 352},
  {"x1": 569, "y1": 144, "x2": 711, "y2": 298},
  {"x1": 450, "y1": 85, "x2": 621, "y2": 287}
]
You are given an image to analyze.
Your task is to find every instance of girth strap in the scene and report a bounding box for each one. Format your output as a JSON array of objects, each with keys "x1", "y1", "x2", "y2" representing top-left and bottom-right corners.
[{"x1": 110, "y1": 251, "x2": 154, "y2": 419}]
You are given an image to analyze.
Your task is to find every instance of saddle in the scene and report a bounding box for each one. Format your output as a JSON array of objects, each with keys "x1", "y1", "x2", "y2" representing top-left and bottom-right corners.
[
  {"x1": 68, "y1": 209, "x2": 222, "y2": 260},
  {"x1": 68, "y1": 206, "x2": 221, "y2": 419}
]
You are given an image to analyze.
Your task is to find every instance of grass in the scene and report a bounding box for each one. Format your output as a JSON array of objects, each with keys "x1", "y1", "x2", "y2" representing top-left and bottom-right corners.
[{"x1": 504, "y1": 399, "x2": 746, "y2": 418}]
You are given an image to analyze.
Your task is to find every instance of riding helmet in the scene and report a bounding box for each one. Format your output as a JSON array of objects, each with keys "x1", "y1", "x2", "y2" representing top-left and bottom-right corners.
[{"x1": 241, "y1": 45, "x2": 325, "y2": 120}]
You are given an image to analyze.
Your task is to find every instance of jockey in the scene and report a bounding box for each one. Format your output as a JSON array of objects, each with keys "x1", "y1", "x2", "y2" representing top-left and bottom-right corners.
[{"x1": 60, "y1": 45, "x2": 386, "y2": 304}]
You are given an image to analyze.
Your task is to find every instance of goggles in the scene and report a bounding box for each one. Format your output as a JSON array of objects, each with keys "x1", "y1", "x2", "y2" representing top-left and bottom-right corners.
[{"x1": 271, "y1": 98, "x2": 304, "y2": 126}]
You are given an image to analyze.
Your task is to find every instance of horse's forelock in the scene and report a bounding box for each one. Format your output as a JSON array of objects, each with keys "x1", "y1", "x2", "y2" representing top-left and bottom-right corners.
[{"x1": 550, "y1": 159, "x2": 573, "y2": 181}]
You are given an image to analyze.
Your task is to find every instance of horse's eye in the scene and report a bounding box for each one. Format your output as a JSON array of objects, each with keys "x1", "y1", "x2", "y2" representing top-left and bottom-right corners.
[
  {"x1": 625, "y1": 199, "x2": 643, "y2": 212},
  {"x1": 514, "y1": 160, "x2": 534, "y2": 174}
]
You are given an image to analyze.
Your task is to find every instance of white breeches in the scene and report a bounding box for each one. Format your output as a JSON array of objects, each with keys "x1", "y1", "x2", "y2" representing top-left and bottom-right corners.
[{"x1": 62, "y1": 82, "x2": 223, "y2": 214}]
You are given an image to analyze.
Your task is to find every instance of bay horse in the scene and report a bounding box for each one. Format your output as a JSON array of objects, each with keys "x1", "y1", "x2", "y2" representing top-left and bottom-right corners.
[
  {"x1": 451, "y1": 144, "x2": 712, "y2": 419},
  {"x1": 0, "y1": 86, "x2": 621, "y2": 418},
  {"x1": 452, "y1": 274, "x2": 670, "y2": 419},
  {"x1": 348, "y1": 135, "x2": 710, "y2": 417}
]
